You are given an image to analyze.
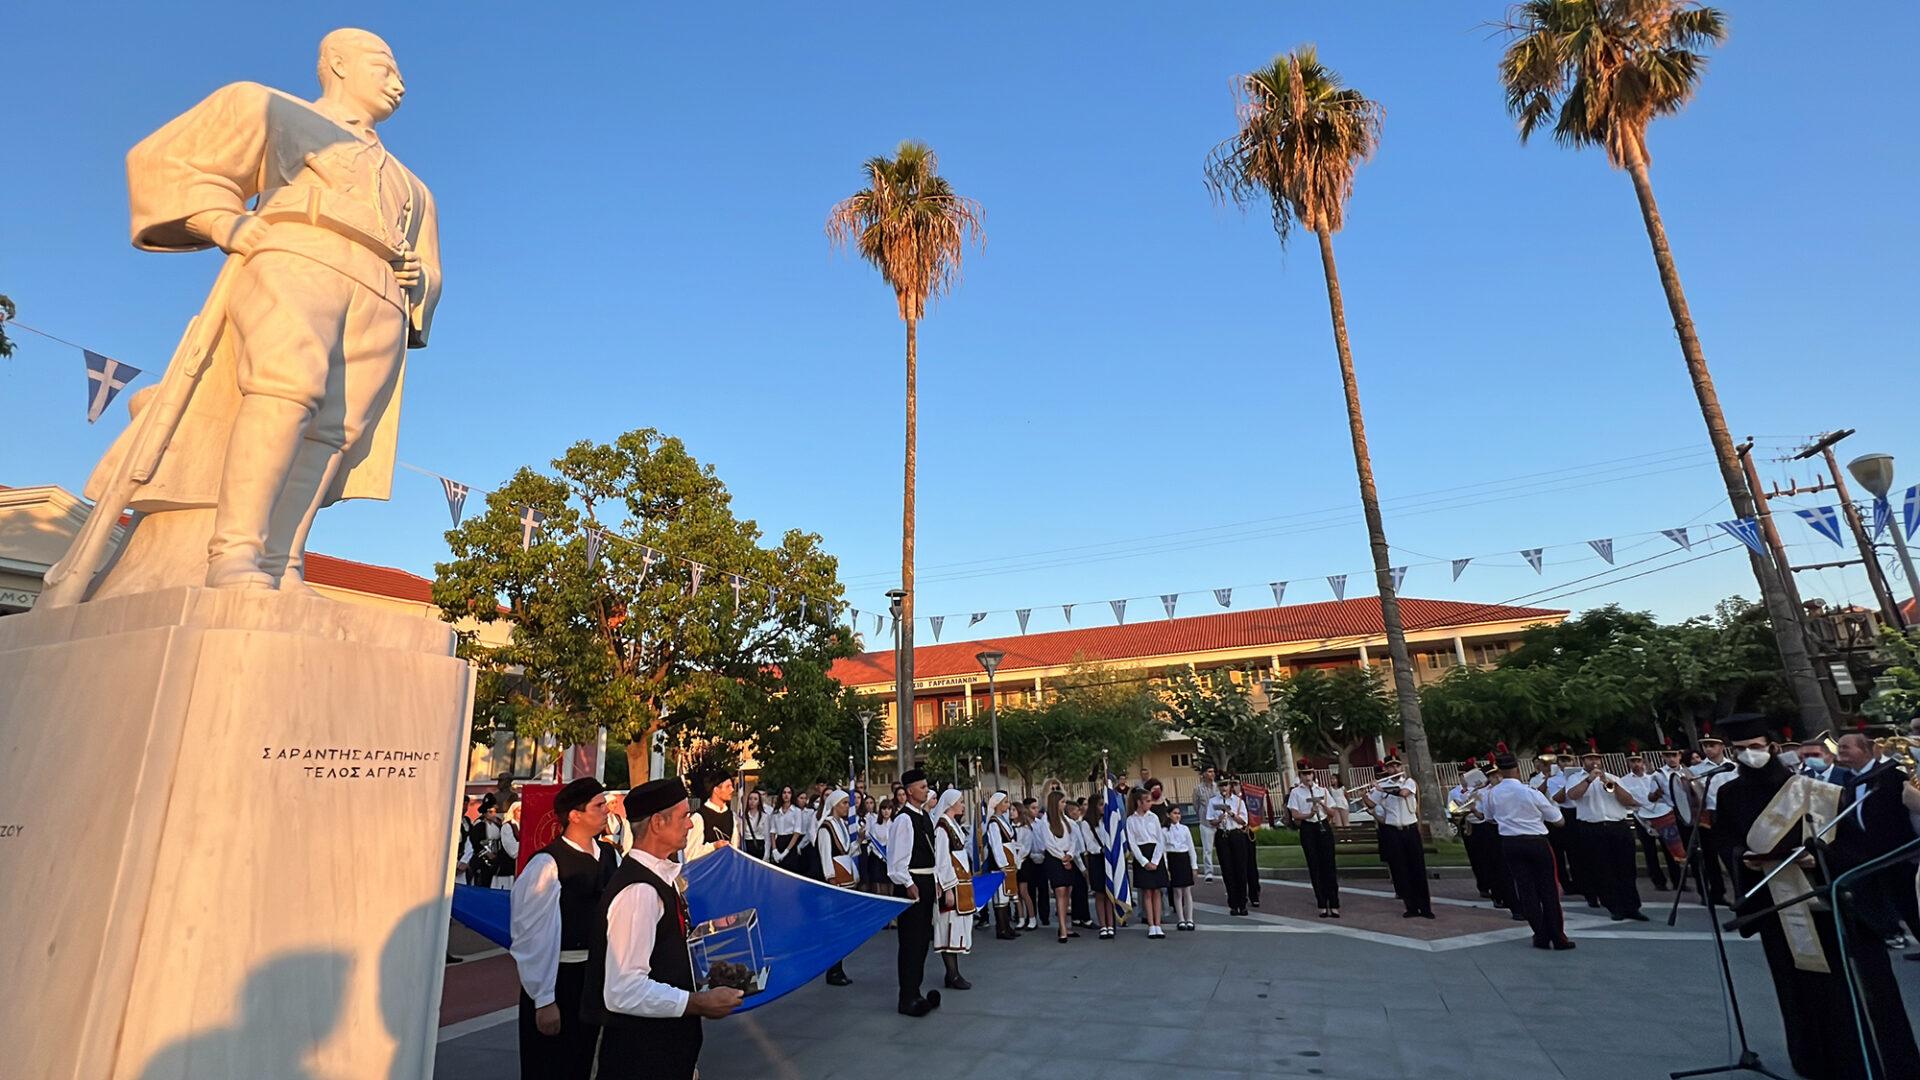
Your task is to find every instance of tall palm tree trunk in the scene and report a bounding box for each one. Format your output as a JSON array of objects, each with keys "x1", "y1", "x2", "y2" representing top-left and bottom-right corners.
[
  {"x1": 1621, "y1": 142, "x2": 1832, "y2": 734},
  {"x1": 1315, "y1": 227, "x2": 1444, "y2": 828},
  {"x1": 896, "y1": 315, "x2": 919, "y2": 769}
]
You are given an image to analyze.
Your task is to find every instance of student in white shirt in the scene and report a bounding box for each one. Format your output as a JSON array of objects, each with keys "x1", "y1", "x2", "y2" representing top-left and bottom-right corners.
[
  {"x1": 1037, "y1": 791, "x2": 1083, "y2": 944},
  {"x1": 769, "y1": 787, "x2": 802, "y2": 868},
  {"x1": 1064, "y1": 799, "x2": 1094, "y2": 927},
  {"x1": 1011, "y1": 803, "x2": 1037, "y2": 930},
  {"x1": 1125, "y1": 789, "x2": 1169, "y2": 938},
  {"x1": 1480, "y1": 752, "x2": 1573, "y2": 950},
  {"x1": 1162, "y1": 803, "x2": 1197, "y2": 930},
  {"x1": 736, "y1": 789, "x2": 771, "y2": 862},
  {"x1": 1084, "y1": 794, "x2": 1120, "y2": 939}
]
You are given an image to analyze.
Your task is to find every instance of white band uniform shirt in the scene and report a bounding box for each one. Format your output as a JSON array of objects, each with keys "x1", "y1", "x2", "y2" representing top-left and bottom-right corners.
[
  {"x1": 1619, "y1": 772, "x2": 1665, "y2": 822},
  {"x1": 602, "y1": 848, "x2": 691, "y2": 1018},
  {"x1": 1288, "y1": 782, "x2": 1332, "y2": 823},
  {"x1": 1570, "y1": 768, "x2": 1633, "y2": 822},
  {"x1": 1480, "y1": 777, "x2": 1564, "y2": 835},
  {"x1": 1211, "y1": 794, "x2": 1248, "y2": 831},
  {"x1": 1367, "y1": 777, "x2": 1420, "y2": 828}
]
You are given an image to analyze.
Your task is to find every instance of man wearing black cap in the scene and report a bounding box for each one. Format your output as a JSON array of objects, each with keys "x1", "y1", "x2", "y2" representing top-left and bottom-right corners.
[
  {"x1": 1287, "y1": 763, "x2": 1340, "y2": 918},
  {"x1": 1566, "y1": 748, "x2": 1648, "y2": 921},
  {"x1": 1714, "y1": 714, "x2": 1920, "y2": 1079},
  {"x1": 583, "y1": 777, "x2": 743, "y2": 1080},
  {"x1": 1367, "y1": 755, "x2": 1434, "y2": 919},
  {"x1": 1479, "y1": 752, "x2": 1574, "y2": 950},
  {"x1": 509, "y1": 777, "x2": 620, "y2": 1080},
  {"x1": 886, "y1": 768, "x2": 942, "y2": 1017},
  {"x1": 682, "y1": 767, "x2": 736, "y2": 864}
]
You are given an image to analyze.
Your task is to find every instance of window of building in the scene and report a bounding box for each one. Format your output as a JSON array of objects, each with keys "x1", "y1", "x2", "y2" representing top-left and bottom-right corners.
[
  {"x1": 1170, "y1": 753, "x2": 1192, "y2": 769},
  {"x1": 1471, "y1": 641, "x2": 1511, "y2": 665},
  {"x1": 1423, "y1": 651, "x2": 1458, "y2": 671},
  {"x1": 941, "y1": 699, "x2": 964, "y2": 725}
]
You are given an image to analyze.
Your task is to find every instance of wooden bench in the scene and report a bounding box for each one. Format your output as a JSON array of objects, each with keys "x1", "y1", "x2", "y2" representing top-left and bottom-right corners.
[{"x1": 1328, "y1": 823, "x2": 1436, "y2": 856}]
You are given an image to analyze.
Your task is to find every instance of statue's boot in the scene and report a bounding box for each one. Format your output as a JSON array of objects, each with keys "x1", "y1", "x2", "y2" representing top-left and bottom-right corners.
[
  {"x1": 206, "y1": 395, "x2": 313, "y2": 590},
  {"x1": 261, "y1": 438, "x2": 342, "y2": 599}
]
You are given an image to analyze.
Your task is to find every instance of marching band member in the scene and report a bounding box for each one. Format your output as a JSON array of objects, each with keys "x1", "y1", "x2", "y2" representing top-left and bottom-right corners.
[
  {"x1": 1692, "y1": 733, "x2": 1736, "y2": 905},
  {"x1": 510, "y1": 778, "x2": 620, "y2": 1080},
  {"x1": 1531, "y1": 751, "x2": 1575, "y2": 892},
  {"x1": 886, "y1": 769, "x2": 941, "y2": 1018},
  {"x1": 1162, "y1": 801, "x2": 1196, "y2": 930},
  {"x1": 1037, "y1": 791, "x2": 1082, "y2": 944},
  {"x1": 1619, "y1": 750, "x2": 1678, "y2": 891},
  {"x1": 1288, "y1": 763, "x2": 1341, "y2": 919},
  {"x1": 1449, "y1": 760, "x2": 1491, "y2": 900},
  {"x1": 931, "y1": 788, "x2": 977, "y2": 989},
  {"x1": 1567, "y1": 748, "x2": 1647, "y2": 921},
  {"x1": 1556, "y1": 744, "x2": 1600, "y2": 908},
  {"x1": 1368, "y1": 754, "x2": 1434, "y2": 919},
  {"x1": 1212, "y1": 777, "x2": 1257, "y2": 916},
  {"x1": 816, "y1": 789, "x2": 860, "y2": 986},
  {"x1": 983, "y1": 792, "x2": 1021, "y2": 939},
  {"x1": 1479, "y1": 752, "x2": 1574, "y2": 951},
  {"x1": 1125, "y1": 788, "x2": 1169, "y2": 938},
  {"x1": 681, "y1": 768, "x2": 735, "y2": 864},
  {"x1": 584, "y1": 778, "x2": 743, "y2": 1080}
]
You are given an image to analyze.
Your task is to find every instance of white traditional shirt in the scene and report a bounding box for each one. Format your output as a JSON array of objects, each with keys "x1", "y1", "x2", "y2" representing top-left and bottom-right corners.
[
  {"x1": 508, "y1": 835, "x2": 602, "y2": 1008},
  {"x1": 683, "y1": 799, "x2": 734, "y2": 863},
  {"x1": 1479, "y1": 777, "x2": 1563, "y2": 836},
  {"x1": 886, "y1": 804, "x2": 931, "y2": 887},
  {"x1": 934, "y1": 816, "x2": 971, "y2": 891},
  {"x1": 1288, "y1": 781, "x2": 1332, "y2": 824},
  {"x1": 817, "y1": 814, "x2": 855, "y2": 882},
  {"x1": 1039, "y1": 817, "x2": 1078, "y2": 862},
  {"x1": 603, "y1": 848, "x2": 691, "y2": 1018},
  {"x1": 1368, "y1": 776, "x2": 1420, "y2": 828}
]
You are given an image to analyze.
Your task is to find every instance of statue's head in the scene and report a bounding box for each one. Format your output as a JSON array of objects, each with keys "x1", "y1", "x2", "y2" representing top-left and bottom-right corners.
[{"x1": 317, "y1": 28, "x2": 404, "y2": 122}]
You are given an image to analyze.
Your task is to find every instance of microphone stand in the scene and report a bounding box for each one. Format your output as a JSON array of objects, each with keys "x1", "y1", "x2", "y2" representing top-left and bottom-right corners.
[{"x1": 1666, "y1": 764, "x2": 1786, "y2": 1080}]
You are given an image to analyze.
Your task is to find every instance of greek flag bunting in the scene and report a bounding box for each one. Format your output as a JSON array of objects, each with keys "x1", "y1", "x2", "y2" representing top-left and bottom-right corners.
[
  {"x1": 1016, "y1": 608, "x2": 1031, "y2": 634},
  {"x1": 1327, "y1": 575, "x2": 1345, "y2": 602},
  {"x1": 1872, "y1": 498, "x2": 1891, "y2": 541},
  {"x1": 729, "y1": 573, "x2": 745, "y2": 613},
  {"x1": 1662, "y1": 528, "x2": 1691, "y2": 551},
  {"x1": 583, "y1": 526, "x2": 604, "y2": 569},
  {"x1": 1905, "y1": 485, "x2": 1919, "y2": 540},
  {"x1": 798, "y1": 595, "x2": 808, "y2": 623},
  {"x1": 517, "y1": 506, "x2": 546, "y2": 551},
  {"x1": 1213, "y1": 588, "x2": 1232, "y2": 608},
  {"x1": 1795, "y1": 507, "x2": 1845, "y2": 548},
  {"x1": 969, "y1": 612, "x2": 988, "y2": 627},
  {"x1": 889, "y1": 616, "x2": 898, "y2": 636},
  {"x1": 689, "y1": 563, "x2": 704, "y2": 596},
  {"x1": 929, "y1": 615, "x2": 944, "y2": 641},
  {"x1": 1389, "y1": 566, "x2": 1406, "y2": 593},
  {"x1": 874, "y1": 613, "x2": 883, "y2": 636},
  {"x1": 440, "y1": 478, "x2": 469, "y2": 526},
  {"x1": 1521, "y1": 548, "x2": 1543, "y2": 574},
  {"x1": 639, "y1": 546, "x2": 657, "y2": 583},
  {"x1": 1111, "y1": 599, "x2": 1127, "y2": 625},
  {"x1": 1160, "y1": 593, "x2": 1178, "y2": 620},
  {"x1": 1451, "y1": 558, "x2": 1472, "y2": 582},
  {"x1": 1588, "y1": 539, "x2": 1614, "y2": 564},
  {"x1": 1717, "y1": 518, "x2": 1765, "y2": 555},
  {"x1": 1061, "y1": 604, "x2": 1074, "y2": 625},
  {"x1": 83, "y1": 350, "x2": 141, "y2": 424},
  {"x1": 1269, "y1": 581, "x2": 1286, "y2": 606}
]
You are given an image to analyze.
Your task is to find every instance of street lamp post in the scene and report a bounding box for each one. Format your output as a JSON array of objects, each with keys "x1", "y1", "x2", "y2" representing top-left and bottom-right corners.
[
  {"x1": 1847, "y1": 454, "x2": 1920, "y2": 620},
  {"x1": 887, "y1": 589, "x2": 910, "y2": 770},
  {"x1": 859, "y1": 709, "x2": 873, "y2": 791},
  {"x1": 976, "y1": 649, "x2": 1006, "y2": 791},
  {"x1": 1259, "y1": 678, "x2": 1297, "y2": 787}
]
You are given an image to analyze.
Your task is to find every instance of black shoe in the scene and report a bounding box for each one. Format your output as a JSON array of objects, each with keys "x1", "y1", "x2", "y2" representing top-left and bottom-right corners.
[
  {"x1": 1402, "y1": 910, "x2": 1421, "y2": 918},
  {"x1": 1533, "y1": 939, "x2": 1552, "y2": 950},
  {"x1": 1329, "y1": 910, "x2": 1340, "y2": 918},
  {"x1": 898, "y1": 997, "x2": 933, "y2": 1017},
  {"x1": 996, "y1": 930, "x2": 1018, "y2": 940},
  {"x1": 1511, "y1": 912, "x2": 1528, "y2": 921},
  {"x1": 1615, "y1": 911, "x2": 1649, "y2": 922},
  {"x1": 926, "y1": 990, "x2": 942, "y2": 1009},
  {"x1": 1250, "y1": 899, "x2": 1261, "y2": 907},
  {"x1": 1551, "y1": 937, "x2": 1577, "y2": 951},
  {"x1": 826, "y1": 970, "x2": 853, "y2": 986},
  {"x1": 1418, "y1": 911, "x2": 1435, "y2": 919},
  {"x1": 1586, "y1": 898, "x2": 1601, "y2": 908},
  {"x1": 945, "y1": 974, "x2": 971, "y2": 990},
  {"x1": 1318, "y1": 910, "x2": 1329, "y2": 918}
]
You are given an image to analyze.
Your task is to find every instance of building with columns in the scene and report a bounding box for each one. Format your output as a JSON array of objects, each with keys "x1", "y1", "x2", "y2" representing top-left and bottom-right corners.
[{"x1": 827, "y1": 596, "x2": 1566, "y2": 799}]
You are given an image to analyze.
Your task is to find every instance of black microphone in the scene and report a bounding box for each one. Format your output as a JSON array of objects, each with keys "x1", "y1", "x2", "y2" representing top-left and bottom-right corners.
[{"x1": 1697, "y1": 761, "x2": 1737, "y2": 777}]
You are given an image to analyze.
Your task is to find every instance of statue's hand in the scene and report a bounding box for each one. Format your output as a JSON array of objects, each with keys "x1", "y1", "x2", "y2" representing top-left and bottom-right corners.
[
  {"x1": 393, "y1": 243, "x2": 423, "y2": 289},
  {"x1": 222, "y1": 215, "x2": 272, "y2": 257}
]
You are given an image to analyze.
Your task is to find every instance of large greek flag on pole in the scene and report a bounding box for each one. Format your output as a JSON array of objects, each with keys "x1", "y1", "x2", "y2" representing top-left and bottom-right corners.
[{"x1": 1102, "y1": 776, "x2": 1131, "y2": 916}]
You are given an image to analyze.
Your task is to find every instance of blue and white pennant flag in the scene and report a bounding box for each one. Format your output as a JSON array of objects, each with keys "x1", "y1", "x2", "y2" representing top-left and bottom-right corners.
[
  {"x1": 1588, "y1": 539, "x2": 1614, "y2": 564},
  {"x1": 1016, "y1": 609, "x2": 1031, "y2": 634},
  {"x1": 1905, "y1": 486, "x2": 1919, "y2": 541},
  {"x1": 1717, "y1": 518, "x2": 1765, "y2": 555},
  {"x1": 1326, "y1": 575, "x2": 1345, "y2": 602},
  {"x1": 1061, "y1": 604, "x2": 1074, "y2": 625},
  {"x1": 929, "y1": 615, "x2": 944, "y2": 641},
  {"x1": 1795, "y1": 507, "x2": 1845, "y2": 548},
  {"x1": 969, "y1": 612, "x2": 988, "y2": 628},
  {"x1": 583, "y1": 526, "x2": 605, "y2": 569},
  {"x1": 1389, "y1": 566, "x2": 1406, "y2": 593},
  {"x1": 1214, "y1": 588, "x2": 1233, "y2": 608},
  {"x1": 1451, "y1": 558, "x2": 1472, "y2": 582},
  {"x1": 1662, "y1": 528, "x2": 1691, "y2": 551},
  {"x1": 440, "y1": 478, "x2": 470, "y2": 526},
  {"x1": 517, "y1": 506, "x2": 546, "y2": 551},
  {"x1": 1111, "y1": 599, "x2": 1127, "y2": 625},
  {"x1": 83, "y1": 350, "x2": 141, "y2": 424},
  {"x1": 1270, "y1": 581, "x2": 1286, "y2": 606},
  {"x1": 729, "y1": 573, "x2": 745, "y2": 613},
  {"x1": 1521, "y1": 549, "x2": 1543, "y2": 574},
  {"x1": 1872, "y1": 499, "x2": 1891, "y2": 542}
]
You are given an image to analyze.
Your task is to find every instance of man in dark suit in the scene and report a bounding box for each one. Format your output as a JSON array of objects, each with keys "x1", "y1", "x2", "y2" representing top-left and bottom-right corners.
[{"x1": 1830, "y1": 732, "x2": 1920, "y2": 943}]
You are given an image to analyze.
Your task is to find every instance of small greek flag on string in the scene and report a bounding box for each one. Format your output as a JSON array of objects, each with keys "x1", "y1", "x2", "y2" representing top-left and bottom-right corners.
[
  {"x1": 1451, "y1": 558, "x2": 1472, "y2": 581},
  {"x1": 1588, "y1": 539, "x2": 1615, "y2": 564},
  {"x1": 1521, "y1": 548, "x2": 1544, "y2": 574},
  {"x1": 874, "y1": 612, "x2": 883, "y2": 636},
  {"x1": 1110, "y1": 598, "x2": 1127, "y2": 625},
  {"x1": 83, "y1": 350, "x2": 141, "y2": 424},
  {"x1": 1016, "y1": 609, "x2": 1031, "y2": 634},
  {"x1": 1269, "y1": 581, "x2": 1287, "y2": 606},
  {"x1": 1905, "y1": 485, "x2": 1919, "y2": 541},
  {"x1": 440, "y1": 478, "x2": 470, "y2": 526},
  {"x1": 1662, "y1": 528, "x2": 1691, "y2": 551},
  {"x1": 583, "y1": 526, "x2": 605, "y2": 569},
  {"x1": 689, "y1": 562, "x2": 704, "y2": 596},
  {"x1": 1871, "y1": 498, "x2": 1891, "y2": 541},
  {"x1": 1795, "y1": 507, "x2": 1845, "y2": 548},
  {"x1": 638, "y1": 546, "x2": 658, "y2": 583},
  {"x1": 1061, "y1": 604, "x2": 1074, "y2": 624},
  {"x1": 969, "y1": 612, "x2": 988, "y2": 627},
  {"x1": 889, "y1": 615, "x2": 898, "y2": 637},
  {"x1": 517, "y1": 506, "x2": 546, "y2": 551},
  {"x1": 929, "y1": 615, "x2": 944, "y2": 641},
  {"x1": 1327, "y1": 575, "x2": 1345, "y2": 602},
  {"x1": 1717, "y1": 518, "x2": 1765, "y2": 555},
  {"x1": 798, "y1": 594, "x2": 808, "y2": 623},
  {"x1": 1389, "y1": 566, "x2": 1406, "y2": 593},
  {"x1": 1213, "y1": 588, "x2": 1233, "y2": 608},
  {"x1": 729, "y1": 573, "x2": 745, "y2": 613},
  {"x1": 1160, "y1": 593, "x2": 1178, "y2": 620}
]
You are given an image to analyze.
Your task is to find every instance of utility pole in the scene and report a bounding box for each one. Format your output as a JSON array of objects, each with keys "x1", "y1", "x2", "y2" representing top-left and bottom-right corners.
[
  {"x1": 1796, "y1": 429, "x2": 1904, "y2": 630},
  {"x1": 1738, "y1": 442, "x2": 1839, "y2": 734}
]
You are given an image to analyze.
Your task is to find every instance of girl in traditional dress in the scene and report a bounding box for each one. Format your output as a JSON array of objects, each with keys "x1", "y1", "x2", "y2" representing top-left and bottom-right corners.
[
  {"x1": 983, "y1": 792, "x2": 1021, "y2": 940},
  {"x1": 494, "y1": 801, "x2": 521, "y2": 889},
  {"x1": 859, "y1": 797, "x2": 891, "y2": 894},
  {"x1": 737, "y1": 788, "x2": 770, "y2": 861},
  {"x1": 1162, "y1": 802, "x2": 1196, "y2": 930},
  {"x1": 816, "y1": 789, "x2": 859, "y2": 986},
  {"x1": 931, "y1": 789, "x2": 975, "y2": 989},
  {"x1": 1125, "y1": 788, "x2": 1169, "y2": 938}
]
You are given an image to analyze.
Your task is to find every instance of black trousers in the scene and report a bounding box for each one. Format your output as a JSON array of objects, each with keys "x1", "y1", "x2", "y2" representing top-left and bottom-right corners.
[
  {"x1": 1070, "y1": 863, "x2": 1091, "y2": 922},
  {"x1": 517, "y1": 963, "x2": 598, "y2": 1080},
  {"x1": 895, "y1": 880, "x2": 935, "y2": 1003},
  {"x1": 1217, "y1": 830, "x2": 1254, "y2": 910},
  {"x1": 598, "y1": 1018, "x2": 702, "y2": 1080},
  {"x1": 1299, "y1": 821, "x2": 1340, "y2": 909},
  {"x1": 1545, "y1": 811, "x2": 1575, "y2": 891},
  {"x1": 1502, "y1": 834, "x2": 1564, "y2": 945},
  {"x1": 1568, "y1": 817, "x2": 1599, "y2": 903},
  {"x1": 1634, "y1": 821, "x2": 1676, "y2": 889},
  {"x1": 1482, "y1": 823, "x2": 1516, "y2": 909},
  {"x1": 1381, "y1": 825, "x2": 1431, "y2": 914},
  {"x1": 1587, "y1": 820, "x2": 1642, "y2": 915},
  {"x1": 1462, "y1": 822, "x2": 1497, "y2": 896}
]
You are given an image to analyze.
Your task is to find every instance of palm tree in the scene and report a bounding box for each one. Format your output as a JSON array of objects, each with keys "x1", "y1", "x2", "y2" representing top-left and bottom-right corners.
[
  {"x1": 1204, "y1": 46, "x2": 1444, "y2": 827},
  {"x1": 827, "y1": 141, "x2": 984, "y2": 769},
  {"x1": 1496, "y1": 0, "x2": 1832, "y2": 731}
]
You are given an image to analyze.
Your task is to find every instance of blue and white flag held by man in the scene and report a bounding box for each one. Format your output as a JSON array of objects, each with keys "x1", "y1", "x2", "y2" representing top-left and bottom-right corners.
[{"x1": 1102, "y1": 772, "x2": 1132, "y2": 921}]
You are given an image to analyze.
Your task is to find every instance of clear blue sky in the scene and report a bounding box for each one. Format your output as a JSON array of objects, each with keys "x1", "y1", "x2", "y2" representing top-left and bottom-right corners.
[{"x1": 4, "y1": 2, "x2": 1915, "y2": 642}]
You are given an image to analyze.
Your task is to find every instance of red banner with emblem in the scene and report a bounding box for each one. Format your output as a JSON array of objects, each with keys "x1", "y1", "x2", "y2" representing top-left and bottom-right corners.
[
  {"x1": 1240, "y1": 782, "x2": 1269, "y2": 828},
  {"x1": 516, "y1": 783, "x2": 563, "y2": 874}
]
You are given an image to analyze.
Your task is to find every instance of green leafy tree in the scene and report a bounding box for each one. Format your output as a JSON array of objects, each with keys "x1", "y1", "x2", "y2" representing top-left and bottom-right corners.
[
  {"x1": 1495, "y1": 1, "x2": 1830, "y2": 731},
  {"x1": 1276, "y1": 665, "x2": 1397, "y2": 779},
  {"x1": 826, "y1": 141, "x2": 984, "y2": 770},
  {"x1": 433, "y1": 429, "x2": 851, "y2": 783},
  {"x1": 1861, "y1": 630, "x2": 1920, "y2": 727},
  {"x1": 919, "y1": 658, "x2": 1160, "y2": 796},
  {"x1": 1205, "y1": 47, "x2": 1441, "y2": 825},
  {"x1": 1155, "y1": 668, "x2": 1275, "y2": 777},
  {"x1": 0, "y1": 294, "x2": 16, "y2": 358}
]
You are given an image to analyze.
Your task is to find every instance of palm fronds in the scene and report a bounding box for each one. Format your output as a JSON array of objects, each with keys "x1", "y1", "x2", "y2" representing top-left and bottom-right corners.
[{"x1": 825, "y1": 140, "x2": 985, "y2": 321}]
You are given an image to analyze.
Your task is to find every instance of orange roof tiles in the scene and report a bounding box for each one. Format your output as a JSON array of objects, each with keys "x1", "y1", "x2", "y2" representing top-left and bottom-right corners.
[
  {"x1": 305, "y1": 552, "x2": 436, "y2": 603},
  {"x1": 827, "y1": 597, "x2": 1566, "y2": 688}
]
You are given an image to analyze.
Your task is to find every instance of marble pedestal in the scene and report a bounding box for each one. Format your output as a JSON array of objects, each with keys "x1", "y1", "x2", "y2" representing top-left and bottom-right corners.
[{"x1": 0, "y1": 587, "x2": 474, "y2": 1080}]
